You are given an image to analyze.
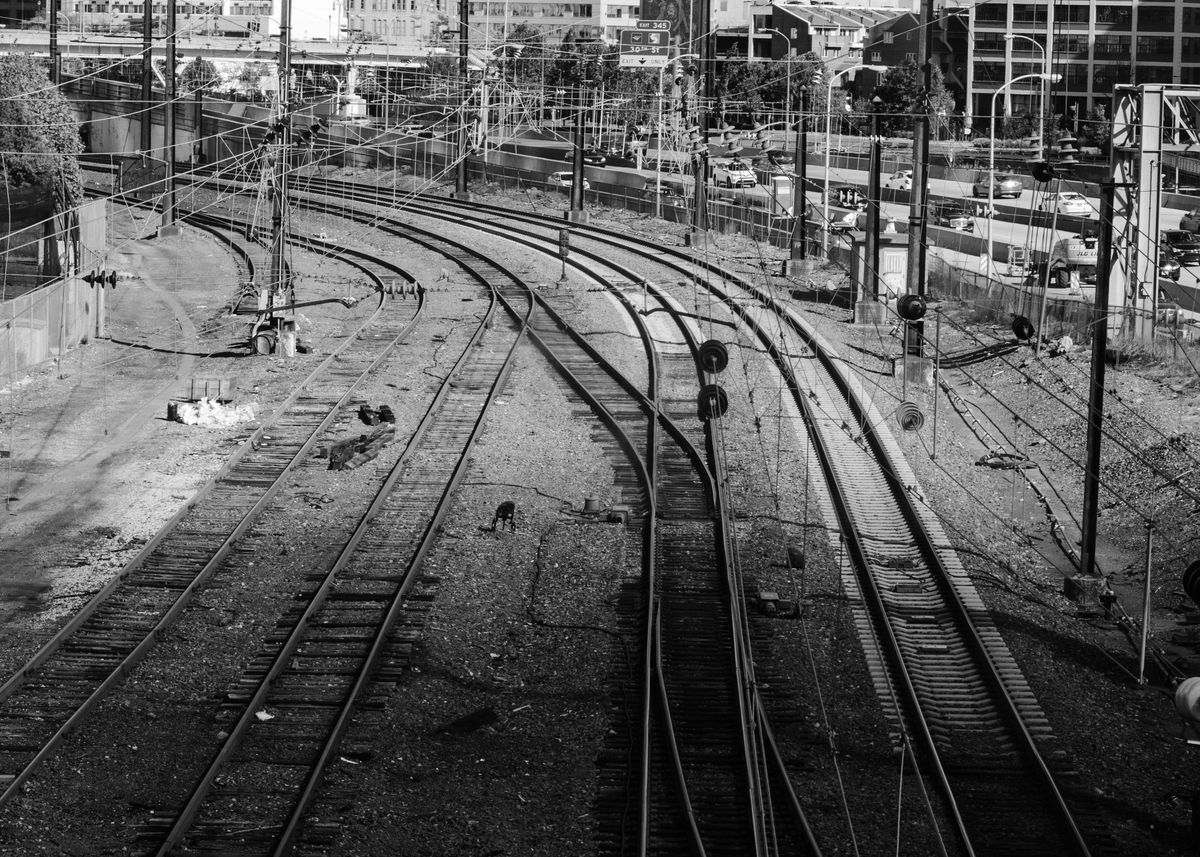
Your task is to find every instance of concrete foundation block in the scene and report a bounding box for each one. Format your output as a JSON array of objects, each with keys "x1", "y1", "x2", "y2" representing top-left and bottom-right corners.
[
  {"x1": 564, "y1": 210, "x2": 590, "y2": 224},
  {"x1": 854, "y1": 300, "x2": 888, "y2": 325},
  {"x1": 891, "y1": 356, "x2": 934, "y2": 386},
  {"x1": 1064, "y1": 574, "x2": 1106, "y2": 615},
  {"x1": 784, "y1": 258, "x2": 820, "y2": 277}
]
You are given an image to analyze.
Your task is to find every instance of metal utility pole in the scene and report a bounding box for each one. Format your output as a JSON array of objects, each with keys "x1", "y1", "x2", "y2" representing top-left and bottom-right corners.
[
  {"x1": 142, "y1": 0, "x2": 153, "y2": 153},
  {"x1": 903, "y1": 0, "x2": 934, "y2": 359},
  {"x1": 162, "y1": 0, "x2": 177, "y2": 228},
  {"x1": 788, "y1": 90, "x2": 808, "y2": 265},
  {"x1": 454, "y1": 0, "x2": 470, "y2": 198},
  {"x1": 269, "y1": 0, "x2": 293, "y2": 309},
  {"x1": 865, "y1": 98, "x2": 883, "y2": 302},
  {"x1": 49, "y1": 0, "x2": 60, "y2": 86},
  {"x1": 569, "y1": 76, "x2": 585, "y2": 213},
  {"x1": 1080, "y1": 182, "x2": 1123, "y2": 578}
]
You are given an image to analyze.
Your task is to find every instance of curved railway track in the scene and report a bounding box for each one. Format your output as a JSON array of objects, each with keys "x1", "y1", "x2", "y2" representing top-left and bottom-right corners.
[
  {"x1": 0, "y1": 211, "x2": 418, "y2": 809},
  {"x1": 8, "y1": 164, "x2": 1121, "y2": 856},
  {"x1": 252, "y1": 177, "x2": 1116, "y2": 857}
]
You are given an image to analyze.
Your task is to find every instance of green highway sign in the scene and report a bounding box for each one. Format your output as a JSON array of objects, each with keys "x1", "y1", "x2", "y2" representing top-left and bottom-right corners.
[{"x1": 619, "y1": 27, "x2": 670, "y2": 68}]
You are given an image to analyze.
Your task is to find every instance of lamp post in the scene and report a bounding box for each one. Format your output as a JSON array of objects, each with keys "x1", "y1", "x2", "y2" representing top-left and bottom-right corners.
[
  {"x1": 987, "y1": 71, "x2": 1060, "y2": 277},
  {"x1": 762, "y1": 28, "x2": 792, "y2": 133},
  {"x1": 822, "y1": 63, "x2": 887, "y2": 252},
  {"x1": 1003, "y1": 33, "x2": 1047, "y2": 153}
]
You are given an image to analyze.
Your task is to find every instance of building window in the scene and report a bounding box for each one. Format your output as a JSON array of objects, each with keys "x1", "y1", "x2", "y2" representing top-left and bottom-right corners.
[
  {"x1": 1095, "y1": 5, "x2": 1132, "y2": 26},
  {"x1": 1094, "y1": 34, "x2": 1131, "y2": 57},
  {"x1": 1137, "y1": 5, "x2": 1174, "y2": 30},
  {"x1": 870, "y1": 50, "x2": 881, "y2": 62},
  {"x1": 1136, "y1": 35, "x2": 1173, "y2": 57},
  {"x1": 1139, "y1": 66, "x2": 1174, "y2": 83},
  {"x1": 904, "y1": 52, "x2": 915, "y2": 62},
  {"x1": 1012, "y1": 3, "x2": 1047, "y2": 25},
  {"x1": 883, "y1": 32, "x2": 893, "y2": 43},
  {"x1": 1062, "y1": 4, "x2": 1089, "y2": 24}
]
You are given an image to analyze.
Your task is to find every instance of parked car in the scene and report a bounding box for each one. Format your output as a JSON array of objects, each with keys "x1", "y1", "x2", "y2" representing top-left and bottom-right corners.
[
  {"x1": 546, "y1": 171, "x2": 590, "y2": 191},
  {"x1": 1159, "y1": 252, "x2": 1182, "y2": 281},
  {"x1": 562, "y1": 149, "x2": 607, "y2": 167},
  {"x1": 712, "y1": 158, "x2": 757, "y2": 188},
  {"x1": 972, "y1": 173, "x2": 1025, "y2": 199},
  {"x1": 1161, "y1": 230, "x2": 1200, "y2": 265},
  {"x1": 1180, "y1": 208, "x2": 1200, "y2": 232},
  {"x1": 1040, "y1": 191, "x2": 1092, "y2": 216},
  {"x1": 826, "y1": 184, "x2": 867, "y2": 211},
  {"x1": 927, "y1": 201, "x2": 974, "y2": 231},
  {"x1": 882, "y1": 169, "x2": 930, "y2": 192}
]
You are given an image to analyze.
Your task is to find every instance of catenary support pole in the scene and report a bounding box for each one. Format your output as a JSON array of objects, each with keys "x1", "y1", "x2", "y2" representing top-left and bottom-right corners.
[
  {"x1": 790, "y1": 90, "x2": 807, "y2": 262},
  {"x1": 455, "y1": 0, "x2": 469, "y2": 196},
  {"x1": 163, "y1": 0, "x2": 176, "y2": 227},
  {"x1": 1080, "y1": 181, "x2": 1122, "y2": 577},
  {"x1": 903, "y1": 0, "x2": 934, "y2": 358},
  {"x1": 142, "y1": 0, "x2": 153, "y2": 152},
  {"x1": 866, "y1": 105, "x2": 882, "y2": 302},
  {"x1": 49, "y1": 0, "x2": 60, "y2": 86}
]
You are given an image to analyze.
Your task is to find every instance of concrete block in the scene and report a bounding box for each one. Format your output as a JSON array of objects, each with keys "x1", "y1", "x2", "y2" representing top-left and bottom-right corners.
[
  {"x1": 854, "y1": 300, "x2": 888, "y2": 325},
  {"x1": 891, "y1": 356, "x2": 934, "y2": 386}
]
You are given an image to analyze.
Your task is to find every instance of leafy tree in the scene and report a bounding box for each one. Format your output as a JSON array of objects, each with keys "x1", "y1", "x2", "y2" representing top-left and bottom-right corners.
[
  {"x1": 0, "y1": 54, "x2": 83, "y2": 210},
  {"x1": 865, "y1": 58, "x2": 954, "y2": 137},
  {"x1": 180, "y1": 57, "x2": 219, "y2": 94}
]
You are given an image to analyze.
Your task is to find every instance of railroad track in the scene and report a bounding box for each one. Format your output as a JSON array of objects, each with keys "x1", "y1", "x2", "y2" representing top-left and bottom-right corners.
[
  {"x1": 248, "y1": 178, "x2": 1118, "y2": 856},
  {"x1": 137, "y1": 235, "x2": 533, "y2": 855},
  {"x1": 0, "y1": 211, "x2": 417, "y2": 811},
  {"x1": 23, "y1": 166, "x2": 1119, "y2": 855}
]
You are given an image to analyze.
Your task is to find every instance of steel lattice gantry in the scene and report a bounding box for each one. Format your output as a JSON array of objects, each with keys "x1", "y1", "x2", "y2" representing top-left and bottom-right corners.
[{"x1": 1109, "y1": 84, "x2": 1200, "y2": 340}]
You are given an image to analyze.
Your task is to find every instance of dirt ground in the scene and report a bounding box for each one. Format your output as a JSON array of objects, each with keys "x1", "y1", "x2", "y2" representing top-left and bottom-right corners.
[{"x1": 2, "y1": 185, "x2": 1200, "y2": 855}]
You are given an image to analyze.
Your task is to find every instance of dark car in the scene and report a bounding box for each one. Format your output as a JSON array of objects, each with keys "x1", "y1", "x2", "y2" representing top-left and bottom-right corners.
[
  {"x1": 928, "y1": 201, "x2": 974, "y2": 232},
  {"x1": 1162, "y1": 230, "x2": 1200, "y2": 265},
  {"x1": 562, "y1": 148, "x2": 607, "y2": 167},
  {"x1": 972, "y1": 173, "x2": 1024, "y2": 199}
]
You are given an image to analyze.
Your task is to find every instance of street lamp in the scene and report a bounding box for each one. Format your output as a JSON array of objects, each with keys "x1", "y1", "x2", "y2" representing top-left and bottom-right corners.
[
  {"x1": 762, "y1": 28, "x2": 792, "y2": 132},
  {"x1": 822, "y1": 63, "x2": 888, "y2": 251},
  {"x1": 1003, "y1": 33, "x2": 1047, "y2": 153},
  {"x1": 986, "y1": 71, "x2": 1061, "y2": 277}
]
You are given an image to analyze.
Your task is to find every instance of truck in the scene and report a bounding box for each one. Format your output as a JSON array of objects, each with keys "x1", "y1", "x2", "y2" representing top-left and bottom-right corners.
[
  {"x1": 1025, "y1": 233, "x2": 1098, "y2": 298},
  {"x1": 711, "y1": 158, "x2": 757, "y2": 189}
]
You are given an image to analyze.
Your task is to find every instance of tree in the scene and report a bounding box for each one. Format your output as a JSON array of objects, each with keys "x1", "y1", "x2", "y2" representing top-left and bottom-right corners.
[
  {"x1": 180, "y1": 57, "x2": 219, "y2": 94},
  {"x1": 866, "y1": 58, "x2": 954, "y2": 137},
  {"x1": 0, "y1": 55, "x2": 83, "y2": 210}
]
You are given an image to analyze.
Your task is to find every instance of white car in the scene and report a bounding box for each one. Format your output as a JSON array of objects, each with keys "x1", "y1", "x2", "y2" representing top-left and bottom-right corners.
[
  {"x1": 1041, "y1": 191, "x2": 1091, "y2": 217},
  {"x1": 547, "y1": 171, "x2": 590, "y2": 191},
  {"x1": 883, "y1": 170, "x2": 914, "y2": 190}
]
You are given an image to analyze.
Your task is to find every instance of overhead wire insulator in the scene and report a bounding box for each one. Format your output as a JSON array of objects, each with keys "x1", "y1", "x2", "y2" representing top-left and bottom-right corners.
[
  {"x1": 697, "y1": 384, "x2": 729, "y2": 420},
  {"x1": 896, "y1": 401, "x2": 924, "y2": 432},
  {"x1": 698, "y1": 339, "x2": 729, "y2": 374}
]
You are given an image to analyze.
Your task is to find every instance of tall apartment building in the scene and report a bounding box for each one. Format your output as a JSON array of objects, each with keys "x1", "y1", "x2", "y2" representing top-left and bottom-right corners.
[{"x1": 966, "y1": 0, "x2": 1200, "y2": 132}]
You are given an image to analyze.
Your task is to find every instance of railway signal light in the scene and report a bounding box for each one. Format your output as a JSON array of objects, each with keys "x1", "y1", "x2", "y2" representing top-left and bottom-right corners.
[
  {"x1": 1031, "y1": 161, "x2": 1055, "y2": 183},
  {"x1": 1012, "y1": 315, "x2": 1035, "y2": 341},
  {"x1": 897, "y1": 294, "x2": 926, "y2": 321}
]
